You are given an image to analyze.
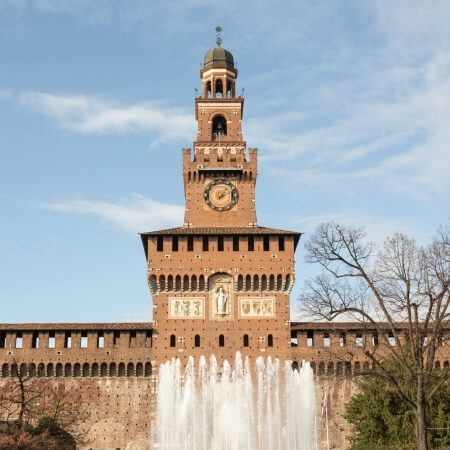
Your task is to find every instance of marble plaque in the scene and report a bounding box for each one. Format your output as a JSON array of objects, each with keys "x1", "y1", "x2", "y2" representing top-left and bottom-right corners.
[
  {"x1": 169, "y1": 297, "x2": 205, "y2": 319},
  {"x1": 239, "y1": 297, "x2": 275, "y2": 318}
]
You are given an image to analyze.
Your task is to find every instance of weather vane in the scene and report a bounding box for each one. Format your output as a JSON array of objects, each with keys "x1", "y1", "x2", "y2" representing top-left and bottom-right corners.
[{"x1": 215, "y1": 26, "x2": 222, "y2": 46}]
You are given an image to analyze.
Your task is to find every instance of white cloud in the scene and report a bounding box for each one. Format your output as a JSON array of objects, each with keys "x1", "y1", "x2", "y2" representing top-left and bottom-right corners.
[
  {"x1": 19, "y1": 91, "x2": 195, "y2": 142},
  {"x1": 41, "y1": 194, "x2": 184, "y2": 232}
]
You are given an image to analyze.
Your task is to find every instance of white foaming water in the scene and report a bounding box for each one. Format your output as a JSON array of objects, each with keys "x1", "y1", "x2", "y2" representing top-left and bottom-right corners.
[{"x1": 155, "y1": 352, "x2": 316, "y2": 450}]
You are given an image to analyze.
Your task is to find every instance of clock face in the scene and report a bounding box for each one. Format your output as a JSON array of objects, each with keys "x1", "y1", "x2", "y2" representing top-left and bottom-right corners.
[{"x1": 204, "y1": 179, "x2": 238, "y2": 211}]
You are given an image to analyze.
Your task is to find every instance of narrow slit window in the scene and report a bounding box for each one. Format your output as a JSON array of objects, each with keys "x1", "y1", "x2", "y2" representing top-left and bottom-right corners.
[
  {"x1": 64, "y1": 332, "x2": 72, "y2": 349},
  {"x1": 187, "y1": 236, "x2": 194, "y2": 252},
  {"x1": 243, "y1": 334, "x2": 249, "y2": 347},
  {"x1": 278, "y1": 236, "x2": 285, "y2": 251},
  {"x1": 218, "y1": 236, "x2": 224, "y2": 251},
  {"x1": 248, "y1": 236, "x2": 254, "y2": 252},
  {"x1": 219, "y1": 334, "x2": 225, "y2": 347},
  {"x1": 170, "y1": 335, "x2": 176, "y2": 347},
  {"x1": 80, "y1": 331, "x2": 88, "y2": 348},
  {"x1": 203, "y1": 236, "x2": 209, "y2": 251},
  {"x1": 233, "y1": 236, "x2": 239, "y2": 251},
  {"x1": 263, "y1": 236, "x2": 270, "y2": 251},
  {"x1": 157, "y1": 236, "x2": 163, "y2": 252},
  {"x1": 48, "y1": 331, "x2": 56, "y2": 349},
  {"x1": 172, "y1": 236, "x2": 178, "y2": 251},
  {"x1": 32, "y1": 332, "x2": 39, "y2": 349},
  {"x1": 97, "y1": 332, "x2": 104, "y2": 348}
]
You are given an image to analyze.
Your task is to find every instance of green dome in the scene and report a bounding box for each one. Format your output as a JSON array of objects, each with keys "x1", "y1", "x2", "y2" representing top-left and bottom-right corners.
[{"x1": 203, "y1": 46, "x2": 235, "y2": 68}]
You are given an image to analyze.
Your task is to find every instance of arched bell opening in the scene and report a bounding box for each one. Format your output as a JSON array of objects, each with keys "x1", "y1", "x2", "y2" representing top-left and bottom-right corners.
[
  {"x1": 226, "y1": 80, "x2": 234, "y2": 98},
  {"x1": 215, "y1": 79, "x2": 223, "y2": 98},
  {"x1": 212, "y1": 115, "x2": 227, "y2": 139},
  {"x1": 205, "y1": 80, "x2": 212, "y2": 98}
]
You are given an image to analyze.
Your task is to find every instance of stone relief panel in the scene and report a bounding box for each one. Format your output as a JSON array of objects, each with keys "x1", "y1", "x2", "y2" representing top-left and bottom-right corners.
[
  {"x1": 209, "y1": 274, "x2": 233, "y2": 320},
  {"x1": 239, "y1": 297, "x2": 275, "y2": 318},
  {"x1": 169, "y1": 297, "x2": 205, "y2": 319}
]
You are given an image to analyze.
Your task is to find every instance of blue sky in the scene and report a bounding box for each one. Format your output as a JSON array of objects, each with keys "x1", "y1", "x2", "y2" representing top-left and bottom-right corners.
[{"x1": 1, "y1": 0, "x2": 449, "y2": 323}]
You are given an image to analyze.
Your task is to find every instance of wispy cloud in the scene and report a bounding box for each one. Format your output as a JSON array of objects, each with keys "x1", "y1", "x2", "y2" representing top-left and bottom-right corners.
[
  {"x1": 41, "y1": 194, "x2": 184, "y2": 232},
  {"x1": 19, "y1": 91, "x2": 195, "y2": 142}
]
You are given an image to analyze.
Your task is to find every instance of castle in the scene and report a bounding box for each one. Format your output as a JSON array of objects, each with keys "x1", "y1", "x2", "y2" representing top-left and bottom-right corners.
[{"x1": 1, "y1": 37, "x2": 449, "y2": 450}]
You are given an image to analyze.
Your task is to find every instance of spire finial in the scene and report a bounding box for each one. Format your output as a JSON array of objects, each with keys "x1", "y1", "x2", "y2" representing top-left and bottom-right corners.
[{"x1": 215, "y1": 26, "x2": 222, "y2": 47}]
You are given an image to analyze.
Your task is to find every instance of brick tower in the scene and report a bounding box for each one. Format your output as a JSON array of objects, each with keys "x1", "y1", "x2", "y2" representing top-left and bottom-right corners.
[{"x1": 140, "y1": 34, "x2": 301, "y2": 373}]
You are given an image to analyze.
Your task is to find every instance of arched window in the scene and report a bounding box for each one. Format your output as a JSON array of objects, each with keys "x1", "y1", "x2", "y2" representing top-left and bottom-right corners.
[
  {"x1": 354, "y1": 361, "x2": 361, "y2": 374},
  {"x1": 261, "y1": 275, "x2": 267, "y2": 291},
  {"x1": 136, "y1": 362, "x2": 143, "y2": 377},
  {"x1": 191, "y1": 275, "x2": 197, "y2": 291},
  {"x1": 82, "y1": 363, "x2": 90, "y2": 377},
  {"x1": 277, "y1": 274, "x2": 283, "y2": 290},
  {"x1": 206, "y1": 81, "x2": 212, "y2": 98},
  {"x1": 10, "y1": 364, "x2": 18, "y2": 377},
  {"x1": 435, "y1": 361, "x2": 441, "y2": 370},
  {"x1": 238, "y1": 275, "x2": 243, "y2": 291},
  {"x1": 292, "y1": 361, "x2": 299, "y2": 371},
  {"x1": 167, "y1": 275, "x2": 173, "y2": 291},
  {"x1": 64, "y1": 363, "x2": 72, "y2": 377},
  {"x1": 194, "y1": 334, "x2": 201, "y2": 347},
  {"x1": 362, "y1": 361, "x2": 370, "y2": 373},
  {"x1": 145, "y1": 362, "x2": 152, "y2": 377},
  {"x1": 109, "y1": 363, "x2": 116, "y2": 377},
  {"x1": 253, "y1": 275, "x2": 259, "y2": 291},
  {"x1": 1, "y1": 363, "x2": 9, "y2": 377},
  {"x1": 127, "y1": 363, "x2": 134, "y2": 377},
  {"x1": 269, "y1": 275, "x2": 275, "y2": 291},
  {"x1": 267, "y1": 334, "x2": 273, "y2": 347},
  {"x1": 170, "y1": 335, "x2": 176, "y2": 347},
  {"x1": 55, "y1": 363, "x2": 63, "y2": 377},
  {"x1": 245, "y1": 275, "x2": 251, "y2": 290},
  {"x1": 159, "y1": 275, "x2": 165, "y2": 291},
  {"x1": 100, "y1": 363, "x2": 107, "y2": 377},
  {"x1": 183, "y1": 275, "x2": 189, "y2": 291},
  {"x1": 118, "y1": 362, "x2": 125, "y2": 377},
  {"x1": 286, "y1": 274, "x2": 291, "y2": 290},
  {"x1": 219, "y1": 334, "x2": 225, "y2": 347},
  {"x1": 20, "y1": 363, "x2": 27, "y2": 377},
  {"x1": 327, "y1": 362, "x2": 334, "y2": 375},
  {"x1": 175, "y1": 276, "x2": 181, "y2": 291},
  {"x1": 37, "y1": 363, "x2": 45, "y2": 377},
  {"x1": 28, "y1": 363, "x2": 36, "y2": 377},
  {"x1": 47, "y1": 363, "x2": 54, "y2": 377},
  {"x1": 212, "y1": 115, "x2": 227, "y2": 137},
  {"x1": 318, "y1": 362, "x2": 325, "y2": 375},
  {"x1": 243, "y1": 334, "x2": 249, "y2": 347},
  {"x1": 336, "y1": 362, "x2": 343, "y2": 375},
  {"x1": 91, "y1": 363, "x2": 99, "y2": 377}
]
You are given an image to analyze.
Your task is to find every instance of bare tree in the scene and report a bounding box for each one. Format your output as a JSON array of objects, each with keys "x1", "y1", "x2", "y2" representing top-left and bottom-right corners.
[
  {"x1": 0, "y1": 362, "x2": 98, "y2": 445},
  {"x1": 299, "y1": 222, "x2": 450, "y2": 450},
  {"x1": 0, "y1": 361, "x2": 46, "y2": 431}
]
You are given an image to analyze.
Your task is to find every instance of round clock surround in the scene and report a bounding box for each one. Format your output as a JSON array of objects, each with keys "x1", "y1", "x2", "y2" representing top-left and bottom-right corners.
[{"x1": 203, "y1": 179, "x2": 238, "y2": 211}]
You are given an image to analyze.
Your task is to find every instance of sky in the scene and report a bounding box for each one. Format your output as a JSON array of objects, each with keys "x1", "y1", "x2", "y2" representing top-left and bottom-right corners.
[{"x1": 1, "y1": 0, "x2": 449, "y2": 323}]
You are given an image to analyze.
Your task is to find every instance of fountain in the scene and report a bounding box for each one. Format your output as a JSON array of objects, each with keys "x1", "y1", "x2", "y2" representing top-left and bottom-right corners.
[{"x1": 155, "y1": 352, "x2": 316, "y2": 449}]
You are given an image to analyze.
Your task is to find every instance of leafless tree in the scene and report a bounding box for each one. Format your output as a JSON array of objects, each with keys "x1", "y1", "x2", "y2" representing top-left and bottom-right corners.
[
  {"x1": 0, "y1": 360, "x2": 46, "y2": 431},
  {"x1": 0, "y1": 361, "x2": 98, "y2": 444},
  {"x1": 299, "y1": 222, "x2": 450, "y2": 450}
]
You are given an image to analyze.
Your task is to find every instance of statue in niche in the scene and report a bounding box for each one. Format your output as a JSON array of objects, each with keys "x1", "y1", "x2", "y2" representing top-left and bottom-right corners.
[{"x1": 215, "y1": 286, "x2": 228, "y2": 314}]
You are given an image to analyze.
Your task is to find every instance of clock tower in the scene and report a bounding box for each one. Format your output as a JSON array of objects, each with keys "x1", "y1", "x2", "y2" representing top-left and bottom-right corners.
[{"x1": 140, "y1": 32, "x2": 301, "y2": 373}]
